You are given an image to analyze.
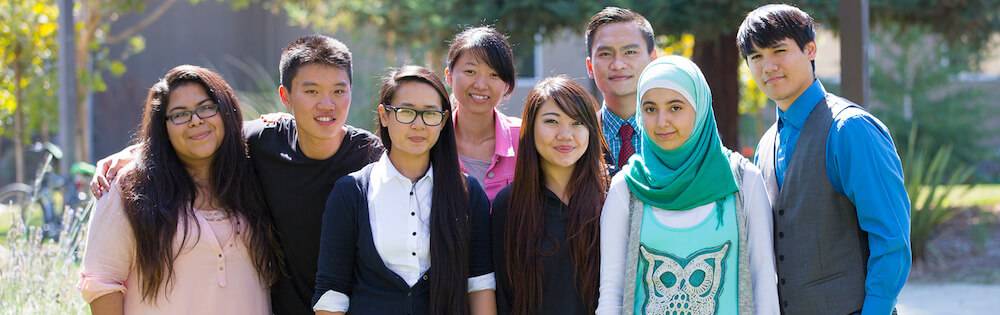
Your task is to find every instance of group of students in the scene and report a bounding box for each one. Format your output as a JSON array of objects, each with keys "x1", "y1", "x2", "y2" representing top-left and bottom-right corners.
[{"x1": 79, "y1": 4, "x2": 911, "y2": 315}]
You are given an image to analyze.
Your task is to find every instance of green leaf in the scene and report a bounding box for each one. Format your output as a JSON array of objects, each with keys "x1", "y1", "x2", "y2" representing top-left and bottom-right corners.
[
  {"x1": 128, "y1": 35, "x2": 145, "y2": 54},
  {"x1": 109, "y1": 61, "x2": 126, "y2": 76}
]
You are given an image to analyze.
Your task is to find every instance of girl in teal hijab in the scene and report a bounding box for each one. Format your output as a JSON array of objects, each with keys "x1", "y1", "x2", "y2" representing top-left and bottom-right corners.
[{"x1": 597, "y1": 56, "x2": 779, "y2": 315}]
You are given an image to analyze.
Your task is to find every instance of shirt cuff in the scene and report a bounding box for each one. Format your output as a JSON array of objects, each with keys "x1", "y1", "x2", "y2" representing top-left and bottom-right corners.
[
  {"x1": 861, "y1": 294, "x2": 896, "y2": 315},
  {"x1": 467, "y1": 272, "x2": 496, "y2": 293},
  {"x1": 313, "y1": 290, "x2": 350, "y2": 313},
  {"x1": 77, "y1": 274, "x2": 126, "y2": 303}
]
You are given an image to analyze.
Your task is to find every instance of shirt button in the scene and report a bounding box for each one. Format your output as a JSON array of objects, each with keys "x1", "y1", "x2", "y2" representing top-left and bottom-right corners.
[
  {"x1": 409, "y1": 191, "x2": 414, "y2": 196},
  {"x1": 412, "y1": 252, "x2": 416, "y2": 256},
  {"x1": 487, "y1": 172, "x2": 495, "y2": 178},
  {"x1": 411, "y1": 212, "x2": 415, "y2": 216},
  {"x1": 422, "y1": 275, "x2": 429, "y2": 280},
  {"x1": 412, "y1": 232, "x2": 417, "y2": 236}
]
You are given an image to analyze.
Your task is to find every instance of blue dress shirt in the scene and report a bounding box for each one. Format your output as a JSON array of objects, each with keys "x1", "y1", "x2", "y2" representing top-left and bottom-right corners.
[{"x1": 757, "y1": 80, "x2": 911, "y2": 315}]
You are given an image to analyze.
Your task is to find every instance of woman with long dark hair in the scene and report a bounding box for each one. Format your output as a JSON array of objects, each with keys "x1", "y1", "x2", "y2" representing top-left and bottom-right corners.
[
  {"x1": 492, "y1": 76, "x2": 609, "y2": 315},
  {"x1": 79, "y1": 65, "x2": 280, "y2": 314},
  {"x1": 445, "y1": 26, "x2": 521, "y2": 201},
  {"x1": 313, "y1": 66, "x2": 495, "y2": 315}
]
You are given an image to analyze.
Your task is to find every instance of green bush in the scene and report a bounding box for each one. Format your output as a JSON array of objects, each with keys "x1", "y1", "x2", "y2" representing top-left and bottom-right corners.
[{"x1": 903, "y1": 124, "x2": 975, "y2": 262}]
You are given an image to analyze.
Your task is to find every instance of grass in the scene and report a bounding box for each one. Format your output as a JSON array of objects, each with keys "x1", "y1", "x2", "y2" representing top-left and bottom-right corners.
[
  {"x1": 0, "y1": 200, "x2": 90, "y2": 314},
  {"x1": 919, "y1": 184, "x2": 1000, "y2": 209},
  {"x1": 0, "y1": 225, "x2": 89, "y2": 314}
]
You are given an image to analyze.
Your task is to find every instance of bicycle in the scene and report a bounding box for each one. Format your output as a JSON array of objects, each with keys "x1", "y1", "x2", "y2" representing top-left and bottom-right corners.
[{"x1": 0, "y1": 142, "x2": 96, "y2": 242}]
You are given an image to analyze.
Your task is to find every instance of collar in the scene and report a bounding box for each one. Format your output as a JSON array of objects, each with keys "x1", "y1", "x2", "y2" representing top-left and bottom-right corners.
[
  {"x1": 491, "y1": 109, "x2": 519, "y2": 158},
  {"x1": 372, "y1": 153, "x2": 433, "y2": 187},
  {"x1": 600, "y1": 103, "x2": 638, "y2": 127},
  {"x1": 777, "y1": 79, "x2": 826, "y2": 130}
]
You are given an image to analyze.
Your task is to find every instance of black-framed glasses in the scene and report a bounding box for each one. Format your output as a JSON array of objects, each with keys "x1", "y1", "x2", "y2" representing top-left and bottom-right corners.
[
  {"x1": 166, "y1": 103, "x2": 220, "y2": 125},
  {"x1": 383, "y1": 105, "x2": 448, "y2": 126}
]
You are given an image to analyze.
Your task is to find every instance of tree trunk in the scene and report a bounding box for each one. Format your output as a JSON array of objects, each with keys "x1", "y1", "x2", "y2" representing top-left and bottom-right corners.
[
  {"x1": 13, "y1": 50, "x2": 25, "y2": 184},
  {"x1": 692, "y1": 32, "x2": 740, "y2": 151}
]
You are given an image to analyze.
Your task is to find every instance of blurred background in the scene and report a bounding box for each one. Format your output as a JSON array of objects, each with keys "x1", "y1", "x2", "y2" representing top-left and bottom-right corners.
[{"x1": 1, "y1": 0, "x2": 998, "y2": 313}]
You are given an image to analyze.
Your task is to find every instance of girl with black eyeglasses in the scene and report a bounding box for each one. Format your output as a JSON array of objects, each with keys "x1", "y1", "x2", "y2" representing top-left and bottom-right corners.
[{"x1": 312, "y1": 66, "x2": 495, "y2": 315}]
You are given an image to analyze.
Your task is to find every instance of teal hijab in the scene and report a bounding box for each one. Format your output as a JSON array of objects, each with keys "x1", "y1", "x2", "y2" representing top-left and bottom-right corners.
[{"x1": 624, "y1": 55, "x2": 738, "y2": 210}]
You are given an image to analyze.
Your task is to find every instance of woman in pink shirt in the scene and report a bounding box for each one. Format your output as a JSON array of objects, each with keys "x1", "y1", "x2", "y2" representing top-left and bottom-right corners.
[
  {"x1": 445, "y1": 26, "x2": 521, "y2": 201},
  {"x1": 79, "y1": 65, "x2": 280, "y2": 315}
]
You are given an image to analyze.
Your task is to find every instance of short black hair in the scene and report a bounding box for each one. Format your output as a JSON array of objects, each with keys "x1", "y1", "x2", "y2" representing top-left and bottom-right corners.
[
  {"x1": 736, "y1": 4, "x2": 816, "y2": 59},
  {"x1": 278, "y1": 35, "x2": 352, "y2": 91},
  {"x1": 447, "y1": 26, "x2": 516, "y2": 95},
  {"x1": 585, "y1": 7, "x2": 655, "y2": 56}
]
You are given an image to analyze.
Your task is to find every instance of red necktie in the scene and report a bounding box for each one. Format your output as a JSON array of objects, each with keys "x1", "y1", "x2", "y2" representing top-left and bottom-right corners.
[{"x1": 618, "y1": 124, "x2": 635, "y2": 169}]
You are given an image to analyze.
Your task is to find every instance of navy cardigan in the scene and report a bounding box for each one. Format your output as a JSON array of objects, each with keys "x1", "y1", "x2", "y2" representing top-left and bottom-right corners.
[{"x1": 312, "y1": 163, "x2": 493, "y2": 314}]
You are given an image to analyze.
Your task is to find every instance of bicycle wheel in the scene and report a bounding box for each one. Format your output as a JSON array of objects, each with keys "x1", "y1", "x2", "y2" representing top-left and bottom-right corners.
[{"x1": 0, "y1": 183, "x2": 32, "y2": 228}]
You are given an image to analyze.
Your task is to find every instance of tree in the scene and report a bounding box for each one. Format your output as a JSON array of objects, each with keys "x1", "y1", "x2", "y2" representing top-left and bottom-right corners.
[
  {"x1": 1, "y1": 0, "x2": 60, "y2": 183},
  {"x1": 251, "y1": 0, "x2": 996, "y2": 154},
  {"x1": 71, "y1": 0, "x2": 181, "y2": 162},
  {"x1": 868, "y1": 24, "x2": 994, "y2": 165}
]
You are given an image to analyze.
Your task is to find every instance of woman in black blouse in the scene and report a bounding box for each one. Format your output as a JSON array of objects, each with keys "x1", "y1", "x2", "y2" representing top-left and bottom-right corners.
[
  {"x1": 314, "y1": 66, "x2": 495, "y2": 315},
  {"x1": 492, "y1": 76, "x2": 609, "y2": 314}
]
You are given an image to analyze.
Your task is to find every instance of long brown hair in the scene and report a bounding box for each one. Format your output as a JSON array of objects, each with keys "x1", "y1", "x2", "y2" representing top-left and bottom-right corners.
[
  {"x1": 375, "y1": 66, "x2": 472, "y2": 314},
  {"x1": 504, "y1": 76, "x2": 609, "y2": 314},
  {"x1": 120, "y1": 65, "x2": 280, "y2": 302}
]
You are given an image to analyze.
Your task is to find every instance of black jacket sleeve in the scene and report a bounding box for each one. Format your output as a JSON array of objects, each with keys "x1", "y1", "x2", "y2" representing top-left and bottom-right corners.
[
  {"x1": 490, "y1": 185, "x2": 513, "y2": 314},
  {"x1": 312, "y1": 174, "x2": 362, "y2": 307},
  {"x1": 467, "y1": 176, "x2": 494, "y2": 278}
]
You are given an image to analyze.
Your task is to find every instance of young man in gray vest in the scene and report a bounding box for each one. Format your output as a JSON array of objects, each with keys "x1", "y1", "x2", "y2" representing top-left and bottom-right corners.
[
  {"x1": 739, "y1": 4, "x2": 910, "y2": 315},
  {"x1": 584, "y1": 7, "x2": 657, "y2": 175}
]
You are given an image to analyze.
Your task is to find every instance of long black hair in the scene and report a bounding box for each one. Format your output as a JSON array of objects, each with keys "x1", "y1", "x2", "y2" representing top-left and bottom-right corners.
[
  {"x1": 376, "y1": 65, "x2": 472, "y2": 314},
  {"x1": 505, "y1": 76, "x2": 608, "y2": 314},
  {"x1": 119, "y1": 65, "x2": 280, "y2": 302}
]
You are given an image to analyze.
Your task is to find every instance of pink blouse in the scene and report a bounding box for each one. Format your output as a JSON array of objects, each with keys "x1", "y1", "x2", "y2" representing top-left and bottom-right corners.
[
  {"x1": 456, "y1": 108, "x2": 521, "y2": 201},
  {"x1": 78, "y1": 179, "x2": 269, "y2": 315}
]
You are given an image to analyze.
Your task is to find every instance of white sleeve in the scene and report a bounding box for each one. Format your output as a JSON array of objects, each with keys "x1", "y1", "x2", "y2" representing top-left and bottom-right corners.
[
  {"x1": 742, "y1": 165, "x2": 781, "y2": 315},
  {"x1": 313, "y1": 290, "x2": 349, "y2": 312},
  {"x1": 467, "y1": 272, "x2": 496, "y2": 292},
  {"x1": 597, "y1": 171, "x2": 632, "y2": 315}
]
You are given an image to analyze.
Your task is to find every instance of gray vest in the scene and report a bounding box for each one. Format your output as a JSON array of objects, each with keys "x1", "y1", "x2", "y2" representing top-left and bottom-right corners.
[{"x1": 757, "y1": 96, "x2": 869, "y2": 315}]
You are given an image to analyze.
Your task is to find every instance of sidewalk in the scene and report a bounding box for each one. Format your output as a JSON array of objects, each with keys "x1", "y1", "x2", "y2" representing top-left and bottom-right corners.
[{"x1": 897, "y1": 283, "x2": 1000, "y2": 314}]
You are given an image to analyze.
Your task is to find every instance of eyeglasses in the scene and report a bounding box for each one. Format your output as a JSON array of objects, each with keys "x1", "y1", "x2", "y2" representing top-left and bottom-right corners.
[
  {"x1": 383, "y1": 105, "x2": 448, "y2": 126},
  {"x1": 166, "y1": 103, "x2": 220, "y2": 125}
]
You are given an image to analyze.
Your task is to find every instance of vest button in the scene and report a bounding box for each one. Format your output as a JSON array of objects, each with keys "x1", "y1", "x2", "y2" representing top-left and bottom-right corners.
[
  {"x1": 779, "y1": 255, "x2": 785, "y2": 261},
  {"x1": 778, "y1": 209, "x2": 785, "y2": 216},
  {"x1": 781, "y1": 278, "x2": 786, "y2": 285},
  {"x1": 778, "y1": 232, "x2": 784, "y2": 238}
]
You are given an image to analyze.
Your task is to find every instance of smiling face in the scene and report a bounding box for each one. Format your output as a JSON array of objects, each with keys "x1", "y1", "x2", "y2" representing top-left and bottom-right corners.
[
  {"x1": 640, "y1": 88, "x2": 696, "y2": 151},
  {"x1": 446, "y1": 52, "x2": 510, "y2": 115},
  {"x1": 279, "y1": 63, "x2": 351, "y2": 145},
  {"x1": 165, "y1": 83, "x2": 225, "y2": 167},
  {"x1": 379, "y1": 81, "x2": 447, "y2": 159},
  {"x1": 534, "y1": 100, "x2": 589, "y2": 174},
  {"x1": 745, "y1": 38, "x2": 816, "y2": 110},
  {"x1": 586, "y1": 22, "x2": 656, "y2": 102}
]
